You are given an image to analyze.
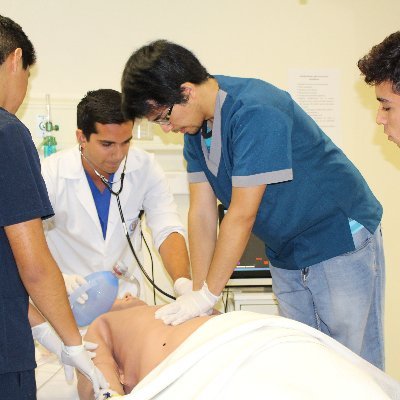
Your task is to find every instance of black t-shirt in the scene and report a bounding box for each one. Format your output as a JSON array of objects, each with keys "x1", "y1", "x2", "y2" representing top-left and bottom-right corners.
[{"x1": 0, "y1": 108, "x2": 53, "y2": 374}]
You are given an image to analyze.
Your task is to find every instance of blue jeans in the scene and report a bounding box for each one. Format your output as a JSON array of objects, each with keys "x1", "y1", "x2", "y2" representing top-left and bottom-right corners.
[{"x1": 270, "y1": 225, "x2": 385, "y2": 369}]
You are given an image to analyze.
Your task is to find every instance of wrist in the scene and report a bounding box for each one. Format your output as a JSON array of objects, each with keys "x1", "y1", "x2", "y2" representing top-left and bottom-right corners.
[
  {"x1": 202, "y1": 282, "x2": 220, "y2": 303},
  {"x1": 31, "y1": 321, "x2": 50, "y2": 341},
  {"x1": 174, "y1": 277, "x2": 193, "y2": 296},
  {"x1": 62, "y1": 343, "x2": 84, "y2": 355}
]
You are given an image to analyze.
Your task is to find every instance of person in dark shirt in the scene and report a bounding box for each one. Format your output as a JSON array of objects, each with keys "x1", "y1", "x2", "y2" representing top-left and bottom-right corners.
[{"x1": 0, "y1": 14, "x2": 107, "y2": 398}]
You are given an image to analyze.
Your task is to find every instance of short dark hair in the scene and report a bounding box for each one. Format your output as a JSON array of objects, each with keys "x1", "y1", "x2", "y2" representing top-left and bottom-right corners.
[
  {"x1": 121, "y1": 39, "x2": 210, "y2": 120},
  {"x1": 358, "y1": 31, "x2": 400, "y2": 94},
  {"x1": 0, "y1": 15, "x2": 35, "y2": 69},
  {"x1": 77, "y1": 89, "x2": 129, "y2": 140}
]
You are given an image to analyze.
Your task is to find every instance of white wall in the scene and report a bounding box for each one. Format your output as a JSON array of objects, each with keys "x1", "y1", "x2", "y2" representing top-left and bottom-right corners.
[{"x1": 3, "y1": 0, "x2": 400, "y2": 379}]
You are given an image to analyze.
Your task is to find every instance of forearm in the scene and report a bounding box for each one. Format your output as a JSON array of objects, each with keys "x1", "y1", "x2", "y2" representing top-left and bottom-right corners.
[
  {"x1": 205, "y1": 185, "x2": 266, "y2": 295},
  {"x1": 6, "y1": 219, "x2": 81, "y2": 346},
  {"x1": 206, "y1": 212, "x2": 255, "y2": 295},
  {"x1": 188, "y1": 204, "x2": 218, "y2": 290},
  {"x1": 23, "y1": 258, "x2": 81, "y2": 345},
  {"x1": 159, "y1": 232, "x2": 190, "y2": 282}
]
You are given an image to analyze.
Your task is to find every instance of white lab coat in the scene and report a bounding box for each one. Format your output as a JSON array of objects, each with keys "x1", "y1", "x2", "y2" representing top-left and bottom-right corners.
[{"x1": 41, "y1": 145, "x2": 185, "y2": 299}]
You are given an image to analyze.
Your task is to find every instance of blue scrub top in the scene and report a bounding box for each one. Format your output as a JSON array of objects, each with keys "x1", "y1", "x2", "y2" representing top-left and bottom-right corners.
[
  {"x1": 184, "y1": 76, "x2": 382, "y2": 269},
  {"x1": 0, "y1": 108, "x2": 54, "y2": 374},
  {"x1": 85, "y1": 171, "x2": 113, "y2": 239}
]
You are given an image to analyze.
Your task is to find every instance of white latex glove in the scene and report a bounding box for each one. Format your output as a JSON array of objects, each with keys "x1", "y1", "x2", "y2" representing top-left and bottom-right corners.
[
  {"x1": 61, "y1": 343, "x2": 109, "y2": 397},
  {"x1": 32, "y1": 321, "x2": 62, "y2": 359},
  {"x1": 32, "y1": 322, "x2": 99, "y2": 377},
  {"x1": 173, "y1": 277, "x2": 193, "y2": 297},
  {"x1": 155, "y1": 282, "x2": 220, "y2": 326},
  {"x1": 173, "y1": 279, "x2": 213, "y2": 316},
  {"x1": 63, "y1": 273, "x2": 88, "y2": 304}
]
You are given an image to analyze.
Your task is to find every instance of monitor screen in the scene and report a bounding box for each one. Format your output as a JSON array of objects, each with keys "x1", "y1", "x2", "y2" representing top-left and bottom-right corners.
[{"x1": 218, "y1": 204, "x2": 272, "y2": 286}]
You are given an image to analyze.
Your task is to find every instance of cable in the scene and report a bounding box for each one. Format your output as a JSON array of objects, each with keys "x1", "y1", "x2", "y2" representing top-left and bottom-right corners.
[
  {"x1": 116, "y1": 195, "x2": 176, "y2": 300},
  {"x1": 224, "y1": 288, "x2": 230, "y2": 313},
  {"x1": 80, "y1": 148, "x2": 176, "y2": 301},
  {"x1": 141, "y1": 232, "x2": 157, "y2": 305}
]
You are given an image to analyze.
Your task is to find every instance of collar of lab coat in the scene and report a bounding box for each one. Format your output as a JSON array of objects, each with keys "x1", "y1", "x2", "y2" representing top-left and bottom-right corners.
[{"x1": 54, "y1": 145, "x2": 146, "y2": 242}]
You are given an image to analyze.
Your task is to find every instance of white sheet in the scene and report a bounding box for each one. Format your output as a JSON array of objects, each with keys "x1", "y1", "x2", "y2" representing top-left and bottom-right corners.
[{"x1": 124, "y1": 311, "x2": 400, "y2": 400}]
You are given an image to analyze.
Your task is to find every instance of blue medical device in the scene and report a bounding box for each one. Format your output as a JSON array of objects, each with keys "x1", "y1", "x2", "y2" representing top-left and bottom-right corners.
[{"x1": 69, "y1": 271, "x2": 119, "y2": 326}]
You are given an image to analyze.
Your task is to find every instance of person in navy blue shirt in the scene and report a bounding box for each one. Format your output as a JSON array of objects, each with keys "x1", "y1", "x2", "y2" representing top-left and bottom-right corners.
[
  {"x1": 0, "y1": 15, "x2": 107, "y2": 397},
  {"x1": 121, "y1": 40, "x2": 385, "y2": 369}
]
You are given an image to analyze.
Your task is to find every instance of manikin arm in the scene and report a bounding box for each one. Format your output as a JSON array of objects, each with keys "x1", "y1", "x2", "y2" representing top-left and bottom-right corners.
[{"x1": 77, "y1": 318, "x2": 123, "y2": 399}]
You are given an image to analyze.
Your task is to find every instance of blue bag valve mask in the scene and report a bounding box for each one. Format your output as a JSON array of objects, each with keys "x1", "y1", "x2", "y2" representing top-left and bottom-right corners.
[{"x1": 69, "y1": 271, "x2": 118, "y2": 326}]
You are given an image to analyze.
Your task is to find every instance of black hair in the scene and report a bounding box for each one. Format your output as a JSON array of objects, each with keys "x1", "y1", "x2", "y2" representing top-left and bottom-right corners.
[
  {"x1": 358, "y1": 31, "x2": 400, "y2": 94},
  {"x1": 121, "y1": 39, "x2": 210, "y2": 120},
  {"x1": 0, "y1": 15, "x2": 35, "y2": 69},
  {"x1": 77, "y1": 89, "x2": 129, "y2": 140}
]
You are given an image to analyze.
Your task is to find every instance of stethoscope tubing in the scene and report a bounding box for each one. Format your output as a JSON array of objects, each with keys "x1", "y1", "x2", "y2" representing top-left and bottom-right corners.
[{"x1": 80, "y1": 146, "x2": 176, "y2": 300}]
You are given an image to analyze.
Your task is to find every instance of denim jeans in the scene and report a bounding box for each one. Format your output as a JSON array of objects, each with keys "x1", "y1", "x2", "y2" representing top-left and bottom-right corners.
[{"x1": 269, "y1": 225, "x2": 385, "y2": 369}]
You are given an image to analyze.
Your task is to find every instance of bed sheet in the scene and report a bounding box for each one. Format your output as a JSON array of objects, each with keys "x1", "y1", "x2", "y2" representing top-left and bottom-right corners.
[{"x1": 126, "y1": 311, "x2": 400, "y2": 400}]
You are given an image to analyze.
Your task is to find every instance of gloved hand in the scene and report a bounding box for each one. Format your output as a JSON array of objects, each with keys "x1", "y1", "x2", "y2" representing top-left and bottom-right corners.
[
  {"x1": 61, "y1": 343, "x2": 109, "y2": 397},
  {"x1": 155, "y1": 282, "x2": 220, "y2": 326},
  {"x1": 32, "y1": 321, "x2": 62, "y2": 359},
  {"x1": 32, "y1": 322, "x2": 100, "y2": 379},
  {"x1": 173, "y1": 277, "x2": 193, "y2": 297},
  {"x1": 62, "y1": 273, "x2": 88, "y2": 304}
]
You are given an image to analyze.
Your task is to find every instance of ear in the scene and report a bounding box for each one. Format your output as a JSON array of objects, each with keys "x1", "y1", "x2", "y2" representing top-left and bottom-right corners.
[
  {"x1": 180, "y1": 82, "x2": 195, "y2": 100},
  {"x1": 10, "y1": 48, "x2": 23, "y2": 73},
  {"x1": 76, "y1": 129, "x2": 86, "y2": 147}
]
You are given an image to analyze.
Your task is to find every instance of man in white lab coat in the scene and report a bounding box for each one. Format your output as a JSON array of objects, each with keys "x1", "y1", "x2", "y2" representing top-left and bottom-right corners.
[{"x1": 41, "y1": 89, "x2": 191, "y2": 302}]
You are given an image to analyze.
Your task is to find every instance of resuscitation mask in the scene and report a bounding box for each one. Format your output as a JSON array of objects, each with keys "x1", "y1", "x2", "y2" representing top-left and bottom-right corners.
[{"x1": 69, "y1": 271, "x2": 119, "y2": 327}]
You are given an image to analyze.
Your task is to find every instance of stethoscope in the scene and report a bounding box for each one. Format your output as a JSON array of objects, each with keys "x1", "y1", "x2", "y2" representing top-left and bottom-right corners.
[{"x1": 79, "y1": 145, "x2": 176, "y2": 300}]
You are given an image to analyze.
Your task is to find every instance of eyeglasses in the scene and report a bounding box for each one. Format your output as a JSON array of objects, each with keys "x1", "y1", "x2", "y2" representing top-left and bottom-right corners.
[{"x1": 152, "y1": 105, "x2": 174, "y2": 125}]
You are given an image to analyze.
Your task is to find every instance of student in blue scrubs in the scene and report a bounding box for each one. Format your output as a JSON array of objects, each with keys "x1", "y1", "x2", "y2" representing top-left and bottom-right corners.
[
  {"x1": 121, "y1": 40, "x2": 385, "y2": 369},
  {"x1": 0, "y1": 15, "x2": 107, "y2": 398}
]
